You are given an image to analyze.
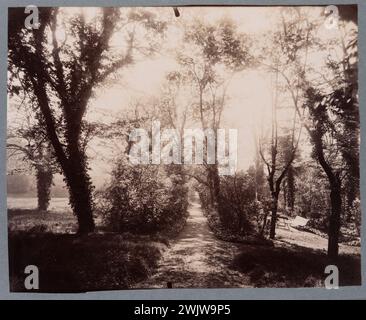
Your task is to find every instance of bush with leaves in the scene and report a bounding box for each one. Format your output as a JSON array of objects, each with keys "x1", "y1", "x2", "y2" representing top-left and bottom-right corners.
[
  {"x1": 294, "y1": 165, "x2": 330, "y2": 230},
  {"x1": 97, "y1": 158, "x2": 188, "y2": 234},
  {"x1": 198, "y1": 171, "x2": 258, "y2": 236},
  {"x1": 219, "y1": 173, "x2": 257, "y2": 234},
  {"x1": 347, "y1": 199, "x2": 361, "y2": 237}
]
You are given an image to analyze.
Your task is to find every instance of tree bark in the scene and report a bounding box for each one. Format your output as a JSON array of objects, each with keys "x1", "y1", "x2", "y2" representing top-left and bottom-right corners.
[
  {"x1": 312, "y1": 134, "x2": 342, "y2": 260},
  {"x1": 286, "y1": 165, "x2": 295, "y2": 212},
  {"x1": 66, "y1": 170, "x2": 95, "y2": 234},
  {"x1": 31, "y1": 77, "x2": 95, "y2": 234},
  {"x1": 36, "y1": 166, "x2": 53, "y2": 211},
  {"x1": 65, "y1": 138, "x2": 95, "y2": 234},
  {"x1": 9, "y1": 8, "x2": 134, "y2": 235},
  {"x1": 328, "y1": 181, "x2": 342, "y2": 261},
  {"x1": 269, "y1": 191, "x2": 279, "y2": 239}
]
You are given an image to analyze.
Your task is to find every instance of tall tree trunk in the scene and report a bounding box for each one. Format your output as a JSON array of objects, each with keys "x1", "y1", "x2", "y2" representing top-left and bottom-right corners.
[
  {"x1": 67, "y1": 172, "x2": 95, "y2": 234},
  {"x1": 260, "y1": 210, "x2": 269, "y2": 236},
  {"x1": 286, "y1": 165, "x2": 295, "y2": 212},
  {"x1": 269, "y1": 191, "x2": 279, "y2": 239},
  {"x1": 312, "y1": 135, "x2": 342, "y2": 260},
  {"x1": 328, "y1": 180, "x2": 342, "y2": 261},
  {"x1": 32, "y1": 80, "x2": 95, "y2": 234},
  {"x1": 36, "y1": 166, "x2": 53, "y2": 211},
  {"x1": 66, "y1": 142, "x2": 95, "y2": 234},
  {"x1": 283, "y1": 180, "x2": 287, "y2": 210}
]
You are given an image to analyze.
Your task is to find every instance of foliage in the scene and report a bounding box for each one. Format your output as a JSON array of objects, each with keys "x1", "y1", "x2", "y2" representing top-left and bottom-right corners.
[
  {"x1": 97, "y1": 158, "x2": 188, "y2": 234},
  {"x1": 258, "y1": 6, "x2": 360, "y2": 258},
  {"x1": 36, "y1": 168, "x2": 53, "y2": 211},
  {"x1": 347, "y1": 199, "x2": 361, "y2": 237},
  {"x1": 8, "y1": 7, "x2": 166, "y2": 233},
  {"x1": 7, "y1": 115, "x2": 56, "y2": 210},
  {"x1": 295, "y1": 165, "x2": 329, "y2": 217},
  {"x1": 198, "y1": 171, "x2": 261, "y2": 236},
  {"x1": 177, "y1": 18, "x2": 253, "y2": 227},
  {"x1": 219, "y1": 173, "x2": 257, "y2": 234}
]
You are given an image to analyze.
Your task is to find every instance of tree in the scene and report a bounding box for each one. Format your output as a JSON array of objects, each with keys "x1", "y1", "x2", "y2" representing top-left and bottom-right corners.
[
  {"x1": 8, "y1": 7, "x2": 165, "y2": 233},
  {"x1": 8, "y1": 141, "x2": 54, "y2": 211},
  {"x1": 176, "y1": 18, "x2": 251, "y2": 226},
  {"x1": 95, "y1": 94, "x2": 189, "y2": 233},
  {"x1": 258, "y1": 70, "x2": 302, "y2": 239},
  {"x1": 7, "y1": 108, "x2": 56, "y2": 211},
  {"x1": 303, "y1": 82, "x2": 358, "y2": 260},
  {"x1": 270, "y1": 7, "x2": 359, "y2": 259},
  {"x1": 280, "y1": 132, "x2": 301, "y2": 214},
  {"x1": 302, "y1": 11, "x2": 357, "y2": 261}
]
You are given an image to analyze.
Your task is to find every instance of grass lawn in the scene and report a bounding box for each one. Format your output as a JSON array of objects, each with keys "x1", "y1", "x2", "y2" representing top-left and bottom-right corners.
[
  {"x1": 7, "y1": 208, "x2": 361, "y2": 290},
  {"x1": 8, "y1": 208, "x2": 77, "y2": 233},
  {"x1": 8, "y1": 209, "x2": 168, "y2": 292},
  {"x1": 204, "y1": 207, "x2": 361, "y2": 287},
  {"x1": 9, "y1": 231, "x2": 167, "y2": 292}
]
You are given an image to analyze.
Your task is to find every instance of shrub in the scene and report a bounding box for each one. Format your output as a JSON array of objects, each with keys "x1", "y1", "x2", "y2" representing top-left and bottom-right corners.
[
  {"x1": 347, "y1": 198, "x2": 361, "y2": 237},
  {"x1": 97, "y1": 159, "x2": 188, "y2": 234},
  {"x1": 198, "y1": 171, "x2": 258, "y2": 236}
]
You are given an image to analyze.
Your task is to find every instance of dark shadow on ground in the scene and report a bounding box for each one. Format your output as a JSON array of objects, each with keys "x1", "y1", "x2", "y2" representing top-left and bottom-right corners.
[
  {"x1": 8, "y1": 232, "x2": 166, "y2": 292},
  {"x1": 231, "y1": 243, "x2": 361, "y2": 287}
]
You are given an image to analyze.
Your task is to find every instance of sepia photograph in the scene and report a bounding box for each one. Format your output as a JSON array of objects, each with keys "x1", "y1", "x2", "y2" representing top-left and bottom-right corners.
[{"x1": 7, "y1": 5, "x2": 360, "y2": 292}]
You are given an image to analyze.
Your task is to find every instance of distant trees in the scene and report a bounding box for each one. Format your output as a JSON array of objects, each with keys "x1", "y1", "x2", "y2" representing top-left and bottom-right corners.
[
  {"x1": 7, "y1": 112, "x2": 55, "y2": 211},
  {"x1": 295, "y1": 163, "x2": 329, "y2": 223},
  {"x1": 258, "y1": 125, "x2": 301, "y2": 239},
  {"x1": 279, "y1": 132, "x2": 301, "y2": 215},
  {"x1": 8, "y1": 7, "x2": 165, "y2": 233},
  {"x1": 258, "y1": 68, "x2": 302, "y2": 239},
  {"x1": 176, "y1": 18, "x2": 251, "y2": 227},
  {"x1": 156, "y1": 71, "x2": 191, "y2": 186}
]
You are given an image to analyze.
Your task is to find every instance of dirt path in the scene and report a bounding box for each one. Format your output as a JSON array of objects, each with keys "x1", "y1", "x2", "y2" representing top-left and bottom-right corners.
[{"x1": 134, "y1": 201, "x2": 251, "y2": 289}]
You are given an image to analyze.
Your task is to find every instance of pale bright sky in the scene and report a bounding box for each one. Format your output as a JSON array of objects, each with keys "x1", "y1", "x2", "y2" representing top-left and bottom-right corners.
[{"x1": 8, "y1": 6, "x2": 357, "y2": 188}]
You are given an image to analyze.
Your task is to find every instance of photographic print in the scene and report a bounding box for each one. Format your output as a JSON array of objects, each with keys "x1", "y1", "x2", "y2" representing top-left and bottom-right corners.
[{"x1": 6, "y1": 5, "x2": 360, "y2": 292}]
